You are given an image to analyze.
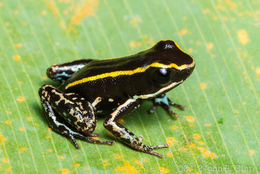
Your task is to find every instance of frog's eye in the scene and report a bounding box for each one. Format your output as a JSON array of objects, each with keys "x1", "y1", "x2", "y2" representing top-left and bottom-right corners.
[{"x1": 153, "y1": 68, "x2": 172, "y2": 86}]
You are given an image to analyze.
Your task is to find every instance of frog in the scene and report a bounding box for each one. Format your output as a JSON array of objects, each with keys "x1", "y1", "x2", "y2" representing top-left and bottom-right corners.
[{"x1": 38, "y1": 39, "x2": 195, "y2": 158}]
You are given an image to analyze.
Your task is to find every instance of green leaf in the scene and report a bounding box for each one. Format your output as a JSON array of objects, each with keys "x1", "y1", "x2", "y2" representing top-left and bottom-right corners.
[{"x1": 0, "y1": 0, "x2": 259, "y2": 173}]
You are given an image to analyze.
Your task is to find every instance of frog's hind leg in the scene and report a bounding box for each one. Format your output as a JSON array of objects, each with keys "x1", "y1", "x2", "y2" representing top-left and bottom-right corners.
[
  {"x1": 103, "y1": 99, "x2": 169, "y2": 158},
  {"x1": 39, "y1": 84, "x2": 114, "y2": 148},
  {"x1": 149, "y1": 94, "x2": 185, "y2": 119},
  {"x1": 47, "y1": 59, "x2": 93, "y2": 83}
]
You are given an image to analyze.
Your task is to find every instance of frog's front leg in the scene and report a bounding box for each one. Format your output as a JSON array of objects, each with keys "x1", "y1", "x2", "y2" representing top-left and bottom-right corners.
[
  {"x1": 47, "y1": 59, "x2": 93, "y2": 83},
  {"x1": 39, "y1": 84, "x2": 114, "y2": 148},
  {"x1": 103, "y1": 99, "x2": 169, "y2": 158},
  {"x1": 149, "y1": 94, "x2": 185, "y2": 119}
]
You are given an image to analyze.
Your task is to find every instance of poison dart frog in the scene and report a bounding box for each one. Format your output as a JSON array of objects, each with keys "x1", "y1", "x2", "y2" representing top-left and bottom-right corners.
[{"x1": 39, "y1": 39, "x2": 195, "y2": 158}]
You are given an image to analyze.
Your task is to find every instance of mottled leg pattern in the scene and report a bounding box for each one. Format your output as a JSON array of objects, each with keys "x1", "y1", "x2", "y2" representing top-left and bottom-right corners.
[
  {"x1": 47, "y1": 59, "x2": 93, "y2": 83},
  {"x1": 149, "y1": 94, "x2": 185, "y2": 119},
  {"x1": 103, "y1": 99, "x2": 168, "y2": 158},
  {"x1": 39, "y1": 84, "x2": 114, "y2": 148}
]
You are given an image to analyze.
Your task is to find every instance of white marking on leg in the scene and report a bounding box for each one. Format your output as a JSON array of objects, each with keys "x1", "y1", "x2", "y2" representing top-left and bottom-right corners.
[{"x1": 91, "y1": 97, "x2": 102, "y2": 107}]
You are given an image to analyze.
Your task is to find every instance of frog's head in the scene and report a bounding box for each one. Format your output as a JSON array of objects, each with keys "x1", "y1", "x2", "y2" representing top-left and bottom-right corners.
[{"x1": 138, "y1": 40, "x2": 195, "y2": 99}]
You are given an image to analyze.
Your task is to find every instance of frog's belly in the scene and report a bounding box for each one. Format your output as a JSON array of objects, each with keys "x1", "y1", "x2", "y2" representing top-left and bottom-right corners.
[{"x1": 95, "y1": 97, "x2": 127, "y2": 112}]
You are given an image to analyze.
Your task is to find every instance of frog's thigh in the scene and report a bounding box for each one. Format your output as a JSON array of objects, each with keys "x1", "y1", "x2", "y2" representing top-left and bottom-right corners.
[
  {"x1": 39, "y1": 84, "x2": 96, "y2": 134},
  {"x1": 41, "y1": 100, "x2": 87, "y2": 148},
  {"x1": 47, "y1": 59, "x2": 93, "y2": 83}
]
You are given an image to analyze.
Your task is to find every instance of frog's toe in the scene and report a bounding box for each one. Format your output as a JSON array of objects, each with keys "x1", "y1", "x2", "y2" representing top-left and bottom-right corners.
[
  {"x1": 69, "y1": 134, "x2": 80, "y2": 149},
  {"x1": 147, "y1": 151, "x2": 163, "y2": 158},
  {"x1": 144, "y1": 143, "x2": 169, "y2": 158},
  {"x1": 166, "y1": 108, "x2": 179, "y2": 119},
  {"x1": 78, "y1": 136, "x2": 114, "y2": 146},
  {"x1": 150, "y1": 143, "x2": 169, "y2": 150},
  {"x1": 169, "y1": 101, "x2": 185, "y2": 111}
]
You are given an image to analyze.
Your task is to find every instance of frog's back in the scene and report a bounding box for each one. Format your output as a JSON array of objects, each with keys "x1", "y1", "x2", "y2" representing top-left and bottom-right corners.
[{"x1": 59, "y1": 40, "x2": 193, "y2": 102}]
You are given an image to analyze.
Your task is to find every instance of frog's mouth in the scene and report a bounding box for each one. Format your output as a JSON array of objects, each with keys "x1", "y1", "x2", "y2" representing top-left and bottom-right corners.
[
  {"x1": 135, "y1": 80, "x2": 183, "y2": 100},
  {"x1": 178, "y1": 65, "x2": 195, "y2": 81}
]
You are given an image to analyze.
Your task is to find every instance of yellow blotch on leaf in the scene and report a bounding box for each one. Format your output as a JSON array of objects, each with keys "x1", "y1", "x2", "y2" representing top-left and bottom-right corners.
[
  {"x1": 237, "y1": 30, "x2": 249, "y2": 45},
  {"x1": 179, "y1": 29, "x2": 188, "y2": 36},
  {"x1": 256, "y1": 67, "x2": 260, "y2": 75},
  {"x1": 166, "y1": 137, "x2": 176, "y2": 147},
  {"x1": 193, "y1": 134, "x2": 200, "y2": 139},
  {"x1": 41, "y1": 10, "x2": 47, "y2": 16},
  {"x1": 74, "y1": 163, "x2": 80, "y2": 167},
  {"x1": 188, "y1": 143, "x2": 196, "y2": 148},
  {"x1": 134, "y1": 159, "x2": 144, "y2": 169},
  {"x1": 60, "y1": 21, "x2": 66, "y2": 30},
  {"x1": 46, "y1": 1, "x2": 58, "y2": 16},
  {"x1": 14, "y1": 10, "x2": 19, "y2": 15},
  {"x1": 115, "y1": 161, "x2": 137, "y2": 174},
  {"x1": 103, "y1": 160, "x2": 109, "y2": 167},
  {"x1": 0, "y1": 132, "x2": 7, "y2": 144},
  {"x1": 118, "y1": 118, "x2": 124, "y2": 124},
  {"x1": 2, "y1": 157, "x2": 9, "y2": 163},
  {"x1": 167, "y1": 152, "x2": 173, "y2": 157},
  {"x1": 70, "y1": 0, "x2": 99, "y2": 25},
  {"x1": 5, "y1": 120, "x2": 11, "y2": 125},
  {"x1": 59, "y1": 155, "x2": 65, "y2": 159},
  {"x1": 129, "y1": 17, "x2": 142, "y2": 27},
  {"x1": 17, "y1": 96, "x2": 25, "y2": 102},
  {"x1": 186, "y1": 116, "x2": 195, "y2": 122},
  {"x1": 198, "y1": 147, "x2": 216, "y2": 159},
  {"x1": 249, "y1": 150, "x2": 255, "y2": 156},
  {"x1": 200, "y1": 83, "x2": 207, "y2": 89},
  {"x1": 129, "y1": 41, "x2": 142, "y2": 48},
  {"x1": 15, "y1": 43, "x2": 22, "y2": 48},
  {"x1": 171, "y1": 125, "x2": 178, "y2": 130},
  {"x1": 181, "y1": 147, "x2": 188, "y2": 151},
  {"x1": 199, "y1": 141, "x2": 205, "y2": 145},
  {"x1": 225, "y1": 0, "x2": 237, "y2": 10},
  {"x1": 19, "y1": 127, "x2": 25, "y2": 131},
  {"x1": 206, "y1": 43, "x2": 214, "y2": 51},
  {"x1": 59, "y1": 168, "x2": 70, "y2": 174},
  {"x1": 159, "y1": 167, "x2": 170, "y2": 174},
  {"x1": 18, "y1": 147, "x2": 27, "y2": 153},
  {"x1": 203, "y1": 9, "x2": 209, "y2": 13},
  {"x1": 204, "y1": 123, "x2": 211, "y2": 127},
  {"x1": 42, "y1": 76, "x2": 47, "y2": 80},
  {"x1": 114, "y1": 154, "x2": 122, "y2": 159},
  {"x1": 187, "y1": 167, "x2": 193, "y2": 172},
  {"x1": 13, "y1": 55, "x2": 21, "y2": 61}
]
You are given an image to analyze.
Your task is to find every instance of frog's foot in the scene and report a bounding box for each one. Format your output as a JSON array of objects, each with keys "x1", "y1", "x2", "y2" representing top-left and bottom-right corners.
[
  {"x1": 149, "y1": 94, "x2": 185, "y2": 119},
  {"x1": 135, "y1": 141, "x2": 169, "y2": 158},
  {"x1": 39, "y1": 84, "x2": 114, "y2": 148}
]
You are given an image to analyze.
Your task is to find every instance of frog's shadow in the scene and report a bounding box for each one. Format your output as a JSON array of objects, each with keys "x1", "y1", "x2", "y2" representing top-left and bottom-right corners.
[{"x1": 32, "y1": 103, "x2": 48, "y2": 124}]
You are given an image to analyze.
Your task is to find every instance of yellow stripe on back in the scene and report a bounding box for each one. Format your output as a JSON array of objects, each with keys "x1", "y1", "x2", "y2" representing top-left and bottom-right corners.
[{"x1": 65, "y1": 61, "x2": 195, "y2": 89}]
